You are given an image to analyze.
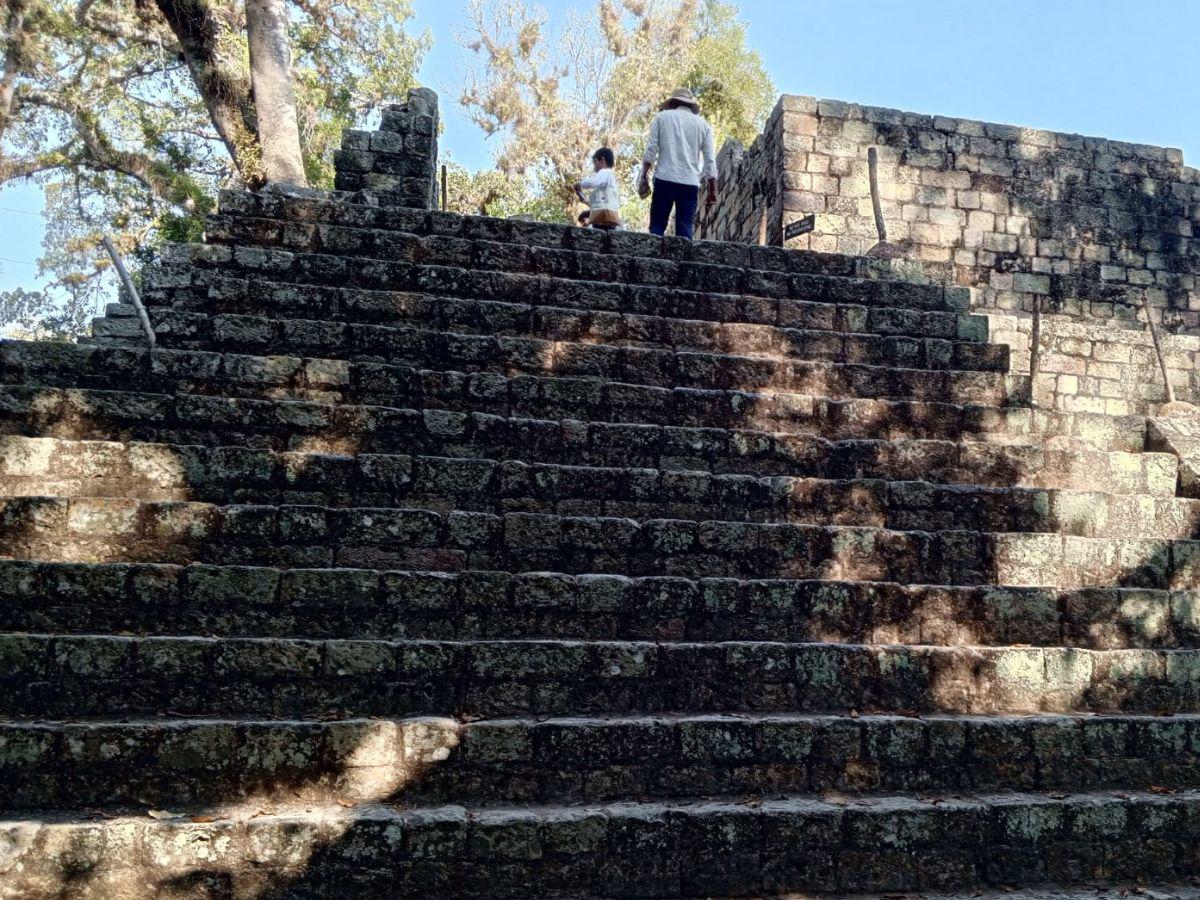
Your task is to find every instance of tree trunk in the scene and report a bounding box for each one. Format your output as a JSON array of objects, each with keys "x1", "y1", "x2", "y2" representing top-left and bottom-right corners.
[
  {"x1": 153, "y1": 0, "x2": 263, "y2": 185},
  {"x1": 245, "y1": 0, "x2": 307, "y2": 186},
  {"x1": 0, "y1": 0, "x2": 29, "y2": 142}
]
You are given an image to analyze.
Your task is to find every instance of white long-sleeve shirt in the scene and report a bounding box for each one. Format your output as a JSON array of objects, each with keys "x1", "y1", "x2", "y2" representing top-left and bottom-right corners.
[
  {"x1": 642, "y1": 107, "x2": 718, "y2": 187},
  {"x1": 579, "y1": 168, "x2": 620, "y2": 211}
]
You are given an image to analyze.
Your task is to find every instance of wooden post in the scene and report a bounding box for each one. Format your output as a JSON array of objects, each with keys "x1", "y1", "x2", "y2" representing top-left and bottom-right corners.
[
  {"x1": 101, "y1": 235, "x2": 155, "y2": 350},
  {"x1": 1142, "y1": 295, "x2": 1176, "y2": 404},
  {"x1": 440, "y1": 164, "x2": 448, "y2": 212},
  {"x1": 1028, "y1": 293, "x2": 1042, "y2": 407},
  {"x1": 868, "y1": 147, "x2": 887, "y2": 243}
]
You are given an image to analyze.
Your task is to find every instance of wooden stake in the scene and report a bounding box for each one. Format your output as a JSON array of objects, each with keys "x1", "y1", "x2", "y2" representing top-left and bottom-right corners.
[
  {"x1": 1028, "y1": 293, "x2": 1042, "y2": 407},
  {"x1": 868, "y1": 147, "x2": 887, "y2": 243},
  {"x1": 1142, "y1": 295, "x2": 1176, "y2": 404},
  {"x1": 440, "y1": 164, "x2": 448, "y2": 212}
]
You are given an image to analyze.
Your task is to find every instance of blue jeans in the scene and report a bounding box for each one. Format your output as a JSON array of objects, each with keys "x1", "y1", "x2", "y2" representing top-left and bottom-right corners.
[{"x1": 648, "y1": 178, "x2": 700, "y2": 239}]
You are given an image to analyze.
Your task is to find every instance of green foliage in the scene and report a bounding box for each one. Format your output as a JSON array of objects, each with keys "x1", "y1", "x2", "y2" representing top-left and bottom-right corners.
[
  {"x1": 293, "y1": 0, "x2": 431, "y2": 188},
  {"x1": 0, "y1": 286, "x2": 81, "y2": 340},
  {"x1": 1, "y1": 0, "x2": 428, "y2": 338},
  {"x1": 456, "y1": 0, "x2": 774, "y2": 224},
  {"x1": 683, "y1": 0, "x2": 775, "y2": 149}
]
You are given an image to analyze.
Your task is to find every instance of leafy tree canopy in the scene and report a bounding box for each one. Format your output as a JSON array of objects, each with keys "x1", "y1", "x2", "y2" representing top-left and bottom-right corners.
[
  {"x1": 455, "y1": 0, "x2": 774, "y2": 222},
  {"x1": 0, "y1": 0, "x2": 429, "y2": 337}
]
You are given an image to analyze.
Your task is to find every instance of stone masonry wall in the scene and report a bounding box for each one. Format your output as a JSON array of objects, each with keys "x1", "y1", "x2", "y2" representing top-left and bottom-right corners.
[
  {"x1": 702, "y1": 106, "x2": 786, "y2": 246},
  {"x1": 333, "y1": 87, "x2": 440, "y2": 209},
  {"x1": 987, "y1": 312, "x2": 1199, "y2": 417},
  {"x1": 708, "y1": 95, "x2": 1200, "y2": 331}
]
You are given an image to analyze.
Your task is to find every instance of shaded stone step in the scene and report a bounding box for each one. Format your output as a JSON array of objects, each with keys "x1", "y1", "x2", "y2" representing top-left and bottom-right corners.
[
  {"x1": 0, "y1": 430, "x2": 1175, "y2": 504},
  {"x1": 2, "y1": 497, "x2": 1198, "y2": 587},
  {"x1": 212, "y1": 188, "x2": 861, "y2": 275},
  {"x1": 111, "y1": 299, "x2": 1007, "y2": 374},
  {"x1": 0, "y1": 383, "x2": 1146, "y2": 459},
  {"x1": 8, "y1": 712, "x2": 1200, "y2": 810},
  {"x1": 843, "y1": 889, "x2": 1200, "y2": 900},
  {"x1": 141, "y1": 238, "x2": 984, "y2": 334},
  {"x1": 137, "y1": 262, "x2": 987, "y2": 358},
  {"x1": 1, "y1": 343, "x2": 1106, "y2": 458},
  {"x1": 5, "y1": 633, "x2": 1200, "y2": 717},
  {"x1": 4, "y1": 789, "x2": 1200, "y2": 896},
  {"x1": 204, "y1": 192, "x2": 968, "y2": 311},
  {"x1": 0, "y1": 339, "x2": 1021, "y2": 409},
  {"x1": 0, "y1": 441, "x2": 1190, "y2": 538},
  {"x1": 5, "y1": 561, "x2": 1197, "y2": 650}
]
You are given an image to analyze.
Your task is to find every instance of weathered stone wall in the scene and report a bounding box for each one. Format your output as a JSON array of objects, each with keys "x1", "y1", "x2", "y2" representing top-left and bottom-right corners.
[
  {"x1": 985, "y1": 312, "x2": 1197, "y2": 417},
  {"x1": 333, "y1": 87, "x2": 439, "y2": 209},
  {"x1": 701, "y1": 107, "x2": 786, "y2": 246},
  {"x1": 708, "y1": 95, "x2": 1200, "y2": 331}
]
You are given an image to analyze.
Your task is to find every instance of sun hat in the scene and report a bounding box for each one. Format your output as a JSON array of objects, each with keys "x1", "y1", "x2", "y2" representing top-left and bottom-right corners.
[{"x1": 660, "y1": 87, "x2": 701, "y2": 114}]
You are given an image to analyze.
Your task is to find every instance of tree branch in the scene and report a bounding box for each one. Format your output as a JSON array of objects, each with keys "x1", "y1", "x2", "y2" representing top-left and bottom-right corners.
[
  {"x1": 13, "y1": 88, "x2": 180, "y2": 201},
  {"x1": 0, "y1": 145, "x2": 79, "y2": 184}
]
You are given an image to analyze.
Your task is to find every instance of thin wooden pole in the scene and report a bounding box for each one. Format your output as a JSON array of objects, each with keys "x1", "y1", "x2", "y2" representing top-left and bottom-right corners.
[
  {"x1": 1142, "y1": 295, "x2": 1176, "y2": 404},
  {"x1": 1028, "y1": 293, "x2": 1042, "y2": 407},
  {"x1": 868, "y1": 147, "x2": 887, "y2": 243},
  {"x1": 100, "y1": 236, "x2": 155, "y2": 349},
  {"x1": 440, "y1": 164, "x2": 448, "y2": 212}
]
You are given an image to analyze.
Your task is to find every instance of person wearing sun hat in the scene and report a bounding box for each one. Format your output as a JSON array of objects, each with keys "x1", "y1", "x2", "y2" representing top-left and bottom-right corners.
[{"x1": 638, "y1": 87, "x2": 719, "y2": 240}]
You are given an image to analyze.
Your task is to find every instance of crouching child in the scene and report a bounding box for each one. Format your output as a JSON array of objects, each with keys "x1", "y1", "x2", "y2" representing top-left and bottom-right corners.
[{"x1": 574, "y1": 147, "x2": 621, "y2": 230}]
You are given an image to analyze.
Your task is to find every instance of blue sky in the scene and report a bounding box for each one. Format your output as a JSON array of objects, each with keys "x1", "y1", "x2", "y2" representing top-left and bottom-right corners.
[{"x1": 3, "y1": 0, "x2": 1199, "y2": 297}]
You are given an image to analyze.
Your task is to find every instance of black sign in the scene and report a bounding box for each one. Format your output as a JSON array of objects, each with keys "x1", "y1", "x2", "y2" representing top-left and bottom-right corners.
[{"x1": 784, "y1": 214, "x2": 816, "y2": 240}]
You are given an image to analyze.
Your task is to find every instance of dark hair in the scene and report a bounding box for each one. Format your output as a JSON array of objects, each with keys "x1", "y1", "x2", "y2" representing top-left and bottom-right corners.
[
  {"x1": 577, "y1": 210, "x2": 590, "y2": 224},
  {"x1": 593, "y1": 147, "x2": 614, "y2": 167}
]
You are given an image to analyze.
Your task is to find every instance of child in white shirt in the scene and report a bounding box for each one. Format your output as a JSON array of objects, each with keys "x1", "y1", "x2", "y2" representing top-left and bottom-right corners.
[{"x1": 574, "y1": 147, "x2": 621, "y2": 230}]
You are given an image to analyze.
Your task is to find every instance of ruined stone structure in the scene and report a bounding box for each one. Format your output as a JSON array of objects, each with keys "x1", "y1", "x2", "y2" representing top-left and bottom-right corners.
[
  {"x1": 6, "y1": 89, "x2": 1200, "y2": 896},
  {"x1": 332, "y1": 86, "x2": 440, "y2": 209},
  {"x1": 706, "y1": 95, "x2": 1200, "y2": 328},
  {"x1": 705, "y1": 94, "x2": 1200, "y2": 425}
]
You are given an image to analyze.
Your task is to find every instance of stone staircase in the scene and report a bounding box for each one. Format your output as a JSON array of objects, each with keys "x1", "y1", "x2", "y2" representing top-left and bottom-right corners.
[{"x1": 4, "y1": 183, "x2": 1200, "y2": 897}]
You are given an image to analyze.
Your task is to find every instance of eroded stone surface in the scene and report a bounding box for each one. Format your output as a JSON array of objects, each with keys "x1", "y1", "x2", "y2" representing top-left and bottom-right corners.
[{"x1": 6, "y1": 90, "x2": 1200, "y2": 897}]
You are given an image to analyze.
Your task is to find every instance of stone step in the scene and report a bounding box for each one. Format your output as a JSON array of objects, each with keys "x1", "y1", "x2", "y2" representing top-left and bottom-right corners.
[
  {"x1": 136, "y1": 262, "x2": 989, "y2": 358},
  {"x1": 4, "y1": 633, "x2": 1200, "y2": 718},
  {"x1": 4, "y1": 561, "x2": 1196, "y2": 650},
  {"x1": 1, "y1": 497, "x2": 1196, "y2": 587},
  {"x1": 0, "y1": 338, "x2": 1022, "y2": 409},
  {"x1": 213, "y1": 188, "x2": 860, "y2": 274},
  {"x1": 836, "y1": 892, "x2": 1200, "y2": 900},
  {"x1": 88, "y1": 315, "x2": 144, "y2": 340},
  {"x1": 121, "y1": 299, "x2": 1008, "y2": 374},
  {"x1": 206, "y1": 191, "x2": 967, "y2": 310},
  {"x1": 143, "y1": 235, "x2": 984, "y2": 331},
  {"x1": 7, "y1": 713, "x2": 1200, "y2": 810},
  {"x1": 0, "y1": 438, "x2": 1185, "y2": 536},
  {"x1": 4, "y1": 789, "x2": 1200, "y2": 896},
  {"x1": 0, "y1": 343, "x2": 1062, "y2": 454},
  {"x1": 0, "y1": 429, "x2": 1175, "y2": 503},
  {"x1": 0, "y1": 382, "x2": 1146, "y2": 458}
]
